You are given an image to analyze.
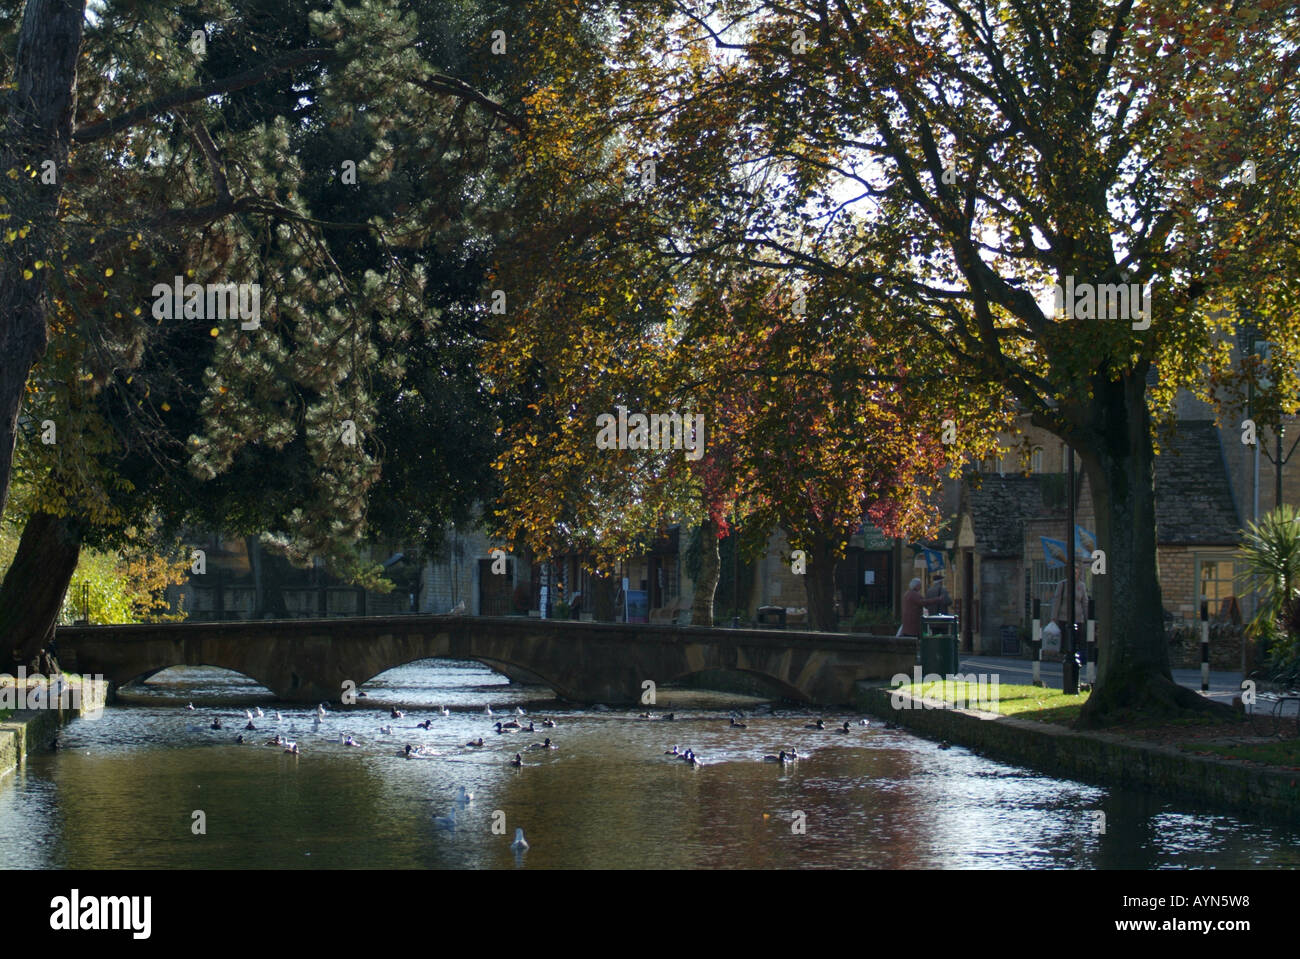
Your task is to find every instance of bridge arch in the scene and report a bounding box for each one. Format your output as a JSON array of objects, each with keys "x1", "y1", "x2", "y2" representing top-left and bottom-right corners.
[
  {"x1": 661, "y1": 666, "x2": 808, "y2": 703},
  {"x1": 354, "y1": 655, "x2": 560, "y2": 697},
  {"x1": 111, "y1": 662, "x2": 281, "y2": 697}
]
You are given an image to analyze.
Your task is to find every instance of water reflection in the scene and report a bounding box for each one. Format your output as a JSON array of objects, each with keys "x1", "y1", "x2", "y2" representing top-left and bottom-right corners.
[{"x1": 1, "y1": 660, "x2": 1296, "y2": 869}]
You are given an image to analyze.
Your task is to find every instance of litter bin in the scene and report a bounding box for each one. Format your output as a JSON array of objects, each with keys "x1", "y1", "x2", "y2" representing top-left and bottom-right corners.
[
  {"x1": 920, "y1": 614, "x2": 959, "y2": 676},
  {"x1": 756, "y1": 605, "x2": 787, "y2": 629}
]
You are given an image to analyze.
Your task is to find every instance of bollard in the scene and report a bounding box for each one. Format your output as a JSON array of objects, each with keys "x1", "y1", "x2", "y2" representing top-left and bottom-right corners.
[
  {"x1": 1200, "y1": 599, "x2": 1210, "y2": 693},
  {"x1": 1031, "y1": 598, "x2": 1042, "y2": 685},
  {"x1": 1086, "y1": 597, "x2": 1097, "y2": 686}
]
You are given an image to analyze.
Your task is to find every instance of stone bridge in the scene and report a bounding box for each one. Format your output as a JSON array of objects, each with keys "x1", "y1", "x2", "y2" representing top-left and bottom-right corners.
[{"x1": 54, "y1": 616, "x2": 914, "y2": 706}]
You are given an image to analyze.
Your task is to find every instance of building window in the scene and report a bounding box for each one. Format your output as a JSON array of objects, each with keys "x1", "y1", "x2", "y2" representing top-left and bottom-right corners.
[
  {"x1": 1196, "y1": 555, "x2": 1241, "y2": 622},
  {"x1": 1030, "y1": 447, "x2": 1044, "y2": 473}
]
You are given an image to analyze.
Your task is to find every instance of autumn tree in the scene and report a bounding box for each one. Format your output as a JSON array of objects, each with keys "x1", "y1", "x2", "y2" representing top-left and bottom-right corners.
[{"x1": 630, "y1": 0, "x2": 1300, "y2": 724}]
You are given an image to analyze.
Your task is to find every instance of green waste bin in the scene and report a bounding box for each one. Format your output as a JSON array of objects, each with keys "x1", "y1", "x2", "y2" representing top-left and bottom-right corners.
[{"x1": 919, "y1": 615, "x2": 959, "y2": 676}]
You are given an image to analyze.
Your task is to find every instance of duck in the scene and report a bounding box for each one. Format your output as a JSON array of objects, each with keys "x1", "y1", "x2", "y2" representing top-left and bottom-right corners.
[
  {"x1": 729, "y1": 718, "x2": 748, "y2": 729},
  {"x1": 837, "y1": 721, "x2": 851, "y2": 734},
  {"x1": 685, "y1": 753, "x2": 701, "y2": 768},
  {"x1": 639, "y1": 712, "x2": 654, "y2": 720},
  {"x1": 266, "y1": 734, "x2": 282, "y2": 746},
  {"x1": 379, "y1": 725, "x2": 394, "y2": 735},
  {"x1": 343, "y1": 735, "x2": 360, "y2": 747},
  {"x1": 245, "y1": 720, "x2": 257, "y2": 731},
  {"x1": 805, "y1": 719, "x2": 825, "y2": 730},
  {"x1": 510, "y1": 827, "x2": 528, "y2": 851},
  {"x1": 284, "y1": 742, "x2": 299, "y2": 755},
  {"x1": 433, "y1": 808, "x2": 457, "y2": 830},
  {"x1": 494, "y1": 722, "x2": 512, "y2": 735},
  {"x1": 210, "y1": 718, "x2": 223, "y2": 730},
  {"x1": 235, "y1": 734, "x2": 245, "y2": 744},
  {"x1": 664, "y1": 713, "x2": 675, "y2": 721},
  {"x1": 679, "y1": 748, "x2": 695, "y2": 763},
  {"x1": 938, "y1": 741, "x2": 952, "y2": 750},
  {"x1": 522, "y1": 721, "x2": 535, "y2": 733},
  {"x1": 465, "y1": 737, "x2": 484, "y2": 748},
  {"x1": 542, "y1": 718, "x2": 556, "y2": 728},
  {"x1": 664, "y1": 745, "x2": 680, "y2": 756},
  {"x1": 786, "y1": 747, "x2": 801, "y2": 760},
  {"x1": 528, "y1": 738, "x2": 556, "y2": 750},
  {"x1": 186, "y1": 702, "x2": 195, "y2": 711},
  {"x1": 456, "y1": 786, "x2": 474, "y2": 805},
  {"x1": 510, "y1": 753, "x2": 523, "y2": 767},
  {"x1": 501, "y1": 719, "x2": 521, "y2": 730},
  {"x1": 439, "y1": 706, "x2": 450, "y2": 717},
  {"x1": 404, "y1": 744, "x2": 416, "y2": 759},
  {"x1": 390, "y1": 708, "x2": 405, "y2": 719},
  {"x1": 416, "y1": 719, "x2": 432, "y2": 730},
  {"x1": 763, "y1": 750, "x2": 791, "y2": 763}
]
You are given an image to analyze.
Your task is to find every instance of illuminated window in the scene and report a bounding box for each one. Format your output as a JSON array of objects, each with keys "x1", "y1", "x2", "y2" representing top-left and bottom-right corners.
[{"x1": 1196, "y1": 555, "x2": 1240, "y2": 621}]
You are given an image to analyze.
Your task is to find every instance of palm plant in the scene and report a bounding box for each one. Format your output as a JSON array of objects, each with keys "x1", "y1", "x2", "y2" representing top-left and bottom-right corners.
[{"x1": 1237, "y1": 506, "x2": 1300, "y2": 671}]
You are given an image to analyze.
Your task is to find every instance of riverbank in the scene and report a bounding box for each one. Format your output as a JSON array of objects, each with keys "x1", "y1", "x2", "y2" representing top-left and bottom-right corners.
[
  {"x1": 0, "y1": 676, "x2": 111, "y2": 780},
  {"x1": 856, "y1": 682, "x2": 1300, "y2": 822}
]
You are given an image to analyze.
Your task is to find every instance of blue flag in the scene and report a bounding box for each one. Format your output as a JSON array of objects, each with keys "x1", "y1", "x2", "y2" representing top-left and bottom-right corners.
[
  {"x1": 1041, "y1": 536, "x2": 1068, "y2": 569},
  {"x1": 1075, "y1": 525, "x2": 1097, "y2": 557}
]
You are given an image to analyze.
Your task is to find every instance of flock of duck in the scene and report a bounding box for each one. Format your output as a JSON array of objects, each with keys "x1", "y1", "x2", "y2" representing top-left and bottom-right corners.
[
  {"x1": 657, "y1": 711, "x2": 895, "y2": 768},
  {"x1": 186, "y1": 697, "x2": 913, "y2": 854}
]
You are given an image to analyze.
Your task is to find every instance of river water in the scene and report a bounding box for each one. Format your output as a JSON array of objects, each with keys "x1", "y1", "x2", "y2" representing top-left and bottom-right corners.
[{"x1": 1, "y1": 660, "x2": 1296, "y2": 869}]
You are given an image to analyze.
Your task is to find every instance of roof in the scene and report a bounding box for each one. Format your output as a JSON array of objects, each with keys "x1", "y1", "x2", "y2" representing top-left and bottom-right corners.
[
  {"x1": 1153, "y1": 420, "x2": 1240, "y2": 545},
  {"x1": 961, "y1": 475, "x2": 1061, "y2": 558},
  {"x1": 960, "y1": 420, "x2": 1241, "y2": 554}
]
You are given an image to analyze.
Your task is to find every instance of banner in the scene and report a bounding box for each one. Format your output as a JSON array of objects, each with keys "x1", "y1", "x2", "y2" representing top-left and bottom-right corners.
[
  {"x1": 1041, "y1": 536, "x2": 1068, "y2": 569},
  {"x1": 920, "y1": 546, "x2": 946, "y2": 573},
  {"x1": 1075, "y1": 525, "x2": 1097, "y2": 556}
]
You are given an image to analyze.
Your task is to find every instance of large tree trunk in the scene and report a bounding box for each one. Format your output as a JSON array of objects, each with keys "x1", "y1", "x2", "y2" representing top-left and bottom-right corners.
[
  {"x1": 1075, "y1": 372, "x2": 1231, "y2": 728},
  {"x1": 589, "y1": 571, "x2": 617, "y2": 622},
  {"x1": 0, "y1": 0, "x2": 85, "y2": 521},
  {"x1": 803, "y1": 533, "x2": 839, "y2": 632},
  {"x1": 690, "y1": 517, "x2": 720, "y2": 626},
  {"x1": 1, "y1": 511, "x2": 82, "y2": 674}
]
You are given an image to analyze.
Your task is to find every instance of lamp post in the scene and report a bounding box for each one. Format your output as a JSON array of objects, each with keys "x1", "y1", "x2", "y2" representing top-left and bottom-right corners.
[
  {"x1": 730, "y1": 516, "x2": 740, "y2": 629},
  {"x1": 1064, "y1": 444, "x2": 1079, "y2": 695}
]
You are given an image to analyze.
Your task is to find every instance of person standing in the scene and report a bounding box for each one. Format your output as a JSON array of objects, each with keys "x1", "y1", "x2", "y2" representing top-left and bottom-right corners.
[
  {"x1": 925, "y1": 573, "x2": 952, "y2": 615},
  {"x1": 901, "y1": 577, "x2": 927, "y2": 637},
  {"x1": 1050, "y1": 566, "x2": 1089, "y2": 651}
]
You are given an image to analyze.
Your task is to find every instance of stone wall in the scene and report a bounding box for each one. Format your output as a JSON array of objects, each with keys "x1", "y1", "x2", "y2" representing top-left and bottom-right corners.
[
  {"x1": 857, "y1": 684, "x2": 1299, "y2": 822},
  {"x1": 0, "y1": 677, "x2": 110, "y2": 780},
  {"x1": 1165, "y1": 621, "x2": 1248, "y2": 672}
]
